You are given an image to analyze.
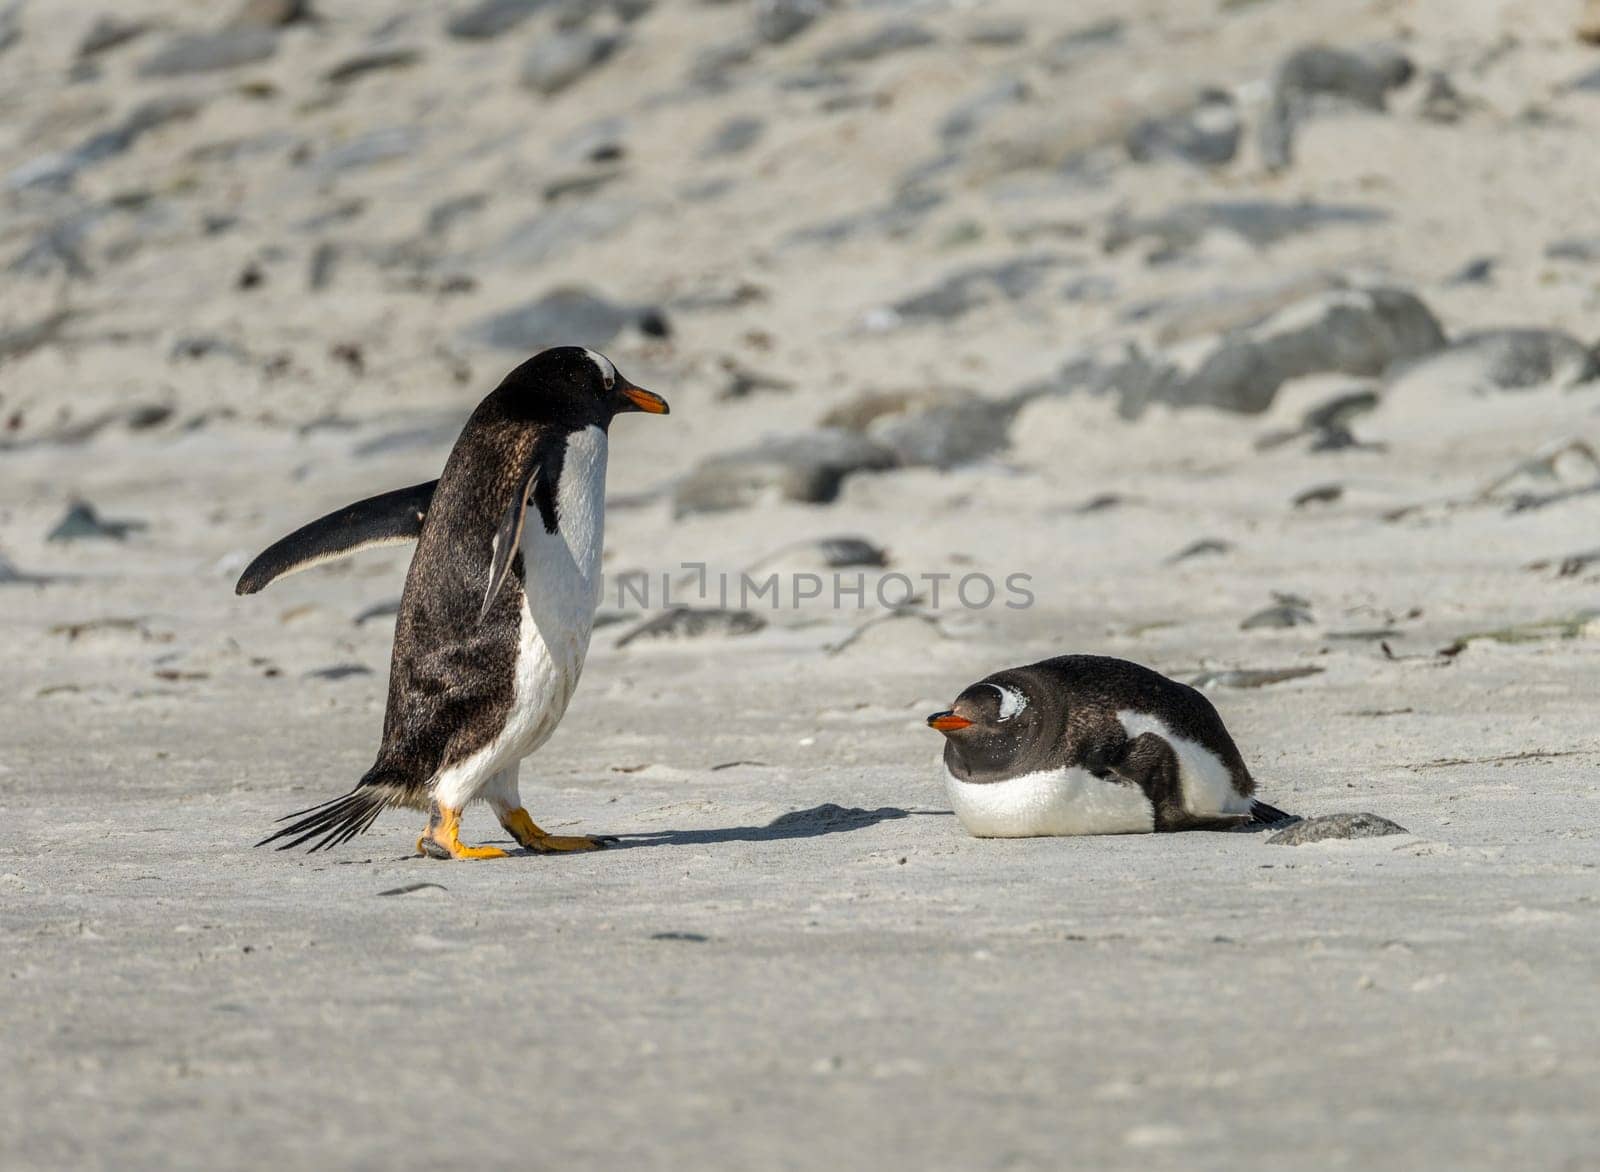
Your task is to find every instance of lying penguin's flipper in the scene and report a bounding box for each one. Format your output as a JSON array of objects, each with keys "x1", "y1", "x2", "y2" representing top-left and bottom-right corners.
[
  {"x1": 1249, "y1": 799, "x2": 1294, "y2": 825},
  {"x1": 234, "y1": 480, "x2": 438, "y2": 596}
]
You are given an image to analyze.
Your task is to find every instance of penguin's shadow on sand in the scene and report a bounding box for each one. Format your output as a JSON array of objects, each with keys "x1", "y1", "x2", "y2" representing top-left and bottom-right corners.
[{"x1": 602, "y1": 803, "x2": 941, "y2": 849}]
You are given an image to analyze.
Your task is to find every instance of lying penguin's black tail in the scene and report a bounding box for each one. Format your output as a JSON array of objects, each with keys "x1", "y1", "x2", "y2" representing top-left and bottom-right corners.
[
  {"x1": 1250, "y1": 799, "x2": 1294, "y2": 825},
  {"x1": 256, "y1": 783, "x2": 396, "y2": 853}
]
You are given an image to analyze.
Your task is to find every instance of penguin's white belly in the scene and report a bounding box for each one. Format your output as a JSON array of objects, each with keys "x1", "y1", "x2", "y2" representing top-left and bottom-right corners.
[
  {"x1": 431, "y1": 427, "x2": 607, "y2": 808},
  {"x1": 945, "y1": 764, "x2": 1156, "y2": 837}
]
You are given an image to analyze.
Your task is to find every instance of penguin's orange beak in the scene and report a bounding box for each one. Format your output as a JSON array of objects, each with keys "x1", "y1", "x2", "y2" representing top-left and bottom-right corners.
[
  {"x1": 619, "y1": 381, "x2": 670, "y2": 415},
  {"x1": 927, "y1": 711, "x2": 972, "y2": 732}
]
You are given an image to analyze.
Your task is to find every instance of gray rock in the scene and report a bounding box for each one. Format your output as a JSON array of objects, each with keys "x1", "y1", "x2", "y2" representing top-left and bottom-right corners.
[
  {"x1": 882, "y1": 255, "x2": 1066, "y2": 324},
  {"x1": 1418, "y1": 71, "x2": 1468, "y2": 123},
  {"x1": 869, "y1": 403, "x2": 1012, "y2": 469},
  {"x1": 813, "y1": 537, "x2": 887, "y2": 569},
  {"x1": 324, "y1": 48, "x2": 421, "y2": 85},
  {"x1": 1546, "y1": 238, "x2": 1600, "y2": 263},
  {"x1": 491, "y1": 198, "x2": 638, "y2": 265},
  {"x1": 1262, "y1": 43, "x2": 1414, "y2": 169},
  {"x1": 1570, "y1": 64, "x2": 1600, "y2": 93},
  {"x1": 138, "y1": 27, "x2": 278, "y2": 77},
  {"x1": 1189, "y1": 666, "x2": 1324, "y2": 689},
  {"x1": 690, "y1": 39, "x2": 756, "y2": 87},
  {"x1": 785, "y1": 188, "x2": 943, "y2": 247},
  {"x1": 1446, "y1": 256, "x2": 1496, "y2": 285},
  {"x1": 305, "y1": 664, "x2": 373, "y2": 681},
  {"x1": 520, "y1": 29, "x2": 621, "y2": 95},
  {"x1": 464, "y1": 286, "x2": 664, "y2": 351},
  {"x1": 821, "y1": 387, "x2": 1020, "y2": 470},
  {"x1": 673, "y1": 430, "x2": 896, "y2": 517},
  {"x1": 1241, "y1": 601, "x2": 1315, "y2": 630},
  {"x1": 965, "y1": 20, "x2": 1028, "y2": 48},
  {"x1": 47, "y1": 502, "x2": 147, "y2": 542},
  {"x1": 1126, "y1": 286, "x2": 1443, "y2": 416},
  {"x1": 0, "y1": 2, "x2": 19, "y2": 58},
  {"x1": 1389, "y1": 330, "x2": 1599, "y2": 393},
  {"x1": 701, "y1": 116, "x2": 764, "y2": 158},
  {"x1": 311, "y1": 127, "x2": 421, "y2": 177},
  {"x1": 1166, "y1": 538, "x2": 1232, "y2": 564},
  {"x1": 755, "y1": 0, "x2": 826, "y2": 46},
  {"x1": 816, "y1": 21, "x2": 934, "y2": 67},
  {"x1": 78, "y1": 15, "x2": 149, "y2": 57},
  {"x1": 446, "y1": 0, "x2": 546, "y2": 39},
  {"x1": 1126, "y1": 89, "x2": 1241, "y2": 167},
  {"x1": 1043, "y1": 18, "x2": 1123, "y2": 71},
  {"x1": 229, "y1": 0, "x2": 312, "y2": 27},
  {"x1": 1105, "y1": 200, "x2": 1387, "y2": 257},
  {"x1": 616, "y1": 607, "x2": 766, "y2": 647},
  {"x1": 939, "y1": 78, "x2": 1029, "y2": 146},
  {"x1": 425, "y1": 193, "x2": 487, "y2": 236},
  {"x1": 1267, "y1": 812, "x2": 1407, "y2": 845},
  {"x1": 0, "y1": 310, "x2": 71, "y2": 359},
  {"x1": 7, "y1": 95, "x2": 204, "y2": 192}
]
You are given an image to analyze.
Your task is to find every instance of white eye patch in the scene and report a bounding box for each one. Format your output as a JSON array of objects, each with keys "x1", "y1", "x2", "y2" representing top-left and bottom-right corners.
[
  {"x1": 582, "y1": 347, "x2": 616, "y2": 389},
  {"x1": 986, "y1": 683, "x2": 1028, "y2": 721}
]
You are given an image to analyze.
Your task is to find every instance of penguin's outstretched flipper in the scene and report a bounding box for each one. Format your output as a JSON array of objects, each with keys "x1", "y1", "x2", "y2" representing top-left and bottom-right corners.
[{"x1": 235, "y1": 480, "x2": 437, "y2": 595}]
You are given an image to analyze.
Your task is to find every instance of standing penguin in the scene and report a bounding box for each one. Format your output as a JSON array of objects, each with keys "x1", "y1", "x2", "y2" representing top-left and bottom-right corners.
[
  {"x1": 239, "y1": 347, "x2": 669, "y2": 859},
  {"x1": 927, "y1": 655, "x2": 1290, "y2": 837}
]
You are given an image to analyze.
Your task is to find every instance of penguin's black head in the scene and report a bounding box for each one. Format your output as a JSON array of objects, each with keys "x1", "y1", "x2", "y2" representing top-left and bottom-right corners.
[
  {"x1": 500, "y1": 346, "x2": 669, "y2": 428},
  {"x1": 927, "y1": 674, "x2": 1044, "y2": 780}
]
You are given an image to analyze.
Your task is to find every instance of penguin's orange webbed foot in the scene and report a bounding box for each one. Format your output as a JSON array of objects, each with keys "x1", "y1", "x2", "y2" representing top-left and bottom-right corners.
[
  {"x1": 499, "y1": 807, "x2": 607, "y2": 853},
  {"x1": 416, "y1": 803, "x2": 508, "y2": 861}
]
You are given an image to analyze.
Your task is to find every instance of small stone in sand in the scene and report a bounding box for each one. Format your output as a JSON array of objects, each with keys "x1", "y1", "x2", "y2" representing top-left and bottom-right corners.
[
  {"x1": 1268, "y1": 813, "x2": 1408, "y2": 845},
  {"x1": 48, "y1": 503, "x2": 147, "y2": 543},
  {"x1": 616, "y1": 607, "x2": 766, "y2": 648}
]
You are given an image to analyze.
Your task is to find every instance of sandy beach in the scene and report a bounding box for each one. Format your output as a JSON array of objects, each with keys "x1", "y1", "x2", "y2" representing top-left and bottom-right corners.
[{"x1": 2, "y1": 1, "x2": 1598, "y2": 1167}]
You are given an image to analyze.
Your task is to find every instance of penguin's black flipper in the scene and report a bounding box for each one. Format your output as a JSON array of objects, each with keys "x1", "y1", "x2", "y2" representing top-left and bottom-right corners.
[
  {"x1": 235, "y1": 480, "x2": 437, "y2": 595},
  {"x1": 1250, "y1": 799, "x2": 1294, "y2": 825},
  {"x1": 480, "y1": 456, "x2": 544, "y2": 622}
]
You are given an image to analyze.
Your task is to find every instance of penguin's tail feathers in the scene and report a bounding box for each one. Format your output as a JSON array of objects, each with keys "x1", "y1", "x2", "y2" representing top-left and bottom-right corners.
[
  {"x1": 1250, "y1": 799, "x2": 1295, "y2": 826},
  {"x1": 256, "y1": 774, "x2": 408, "y2": 853}
]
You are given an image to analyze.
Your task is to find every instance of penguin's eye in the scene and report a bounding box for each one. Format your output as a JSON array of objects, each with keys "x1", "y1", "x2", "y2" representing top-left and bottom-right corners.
[{"x1": 603, "y1": 374, "x2": 615, "y2": 390}]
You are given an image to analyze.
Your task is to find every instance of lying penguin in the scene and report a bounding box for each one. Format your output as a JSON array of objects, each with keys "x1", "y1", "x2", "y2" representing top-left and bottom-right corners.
[
  {"x1": 239, "y1": 347, "x2": 669, "y2": 859},
  {"x1": 927, "y1": 655, "x2": 1290, "y2": 836}
]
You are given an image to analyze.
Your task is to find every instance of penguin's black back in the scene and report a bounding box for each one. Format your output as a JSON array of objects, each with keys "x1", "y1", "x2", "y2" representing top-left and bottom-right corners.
[{"x1": 971, "y1": 655, "x2": 1254, "y2": 794}]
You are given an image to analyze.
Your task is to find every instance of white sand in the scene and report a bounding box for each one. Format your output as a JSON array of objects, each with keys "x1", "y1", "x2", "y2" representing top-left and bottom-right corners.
[{"x1": 2, "y1": 1, "x2": 1598, "y2": 1168}]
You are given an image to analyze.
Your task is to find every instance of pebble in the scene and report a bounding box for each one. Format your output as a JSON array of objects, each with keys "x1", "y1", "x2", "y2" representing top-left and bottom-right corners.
[
  {"x1": 1261, "y1": 43, "x2": 1415, "y2": 170},
  {"x1": 229, "y1": 0, "x2": 312, "y2": 27},
  {"x1": 324, "y1": 48, "x2": 421, "y2": 85},
  {"x1": 815, "y1": 22, "x2": 935, "y2": 68},
  {"x1": 615, "y1": 606, "x2": 766, "y2": 647},
  {"x1": 883, "y1": 255, "x2": 1066, "y2": 324},
  {"x1": 77, "y1": 15, "x2": 149, "y2": 58},
  {"x1": 311, "y1": 127, "x2": 422, "y2": 178},
  {"x1": 1189, "y1": 666, "x2": 1324, "y2": 689},
  {"x1": 701, "y1": 116, "x2": 764, "y2": 159},
  {"x1": 446, "y1": 0, "x2": 546, "y2": 40},
  {"x1": 1389, "y1": 330, "x2": 1598, "y2": 394},
  {"x1": 1105, "y1": 200, "x2": 1387, "y2": 258},
  {"x1": 138, "y1": 27, "x2": 279, "y2": 77},
  {"x1": 673, "y1": 431, "x2": 896, "y2": 517},
  {"x1": 755, "y1": 0, "x2": 826, "y2": 46},
  {"x1": 1267, "y1": 813, "x2": 1408, "y2": 845},
  {"x1": 305, "y1": 664, "x2": 373, "y2": 681},
  {"x1": 1125, "y1": 89, "x2": 1241, "y2": 167},
  {"x1": 47, "y1": 502, "x2": 147, "y2": 542},
  {"x1": 520, "y1": 29, "x2": 622, "y2": 96}
]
